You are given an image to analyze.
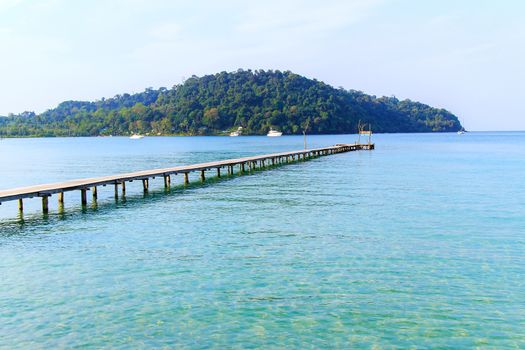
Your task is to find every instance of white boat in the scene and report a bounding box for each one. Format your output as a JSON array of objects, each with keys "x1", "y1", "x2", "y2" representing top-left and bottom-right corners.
[
  {"x1": 230, "y1": 126, "x2": 243, "y2": 137},
  {"x1": 130, "y1": 134, "x2": 144, "y2": 139},
  {"x1": 267, "y1": 128, "x2": 282, "y2": 137}
]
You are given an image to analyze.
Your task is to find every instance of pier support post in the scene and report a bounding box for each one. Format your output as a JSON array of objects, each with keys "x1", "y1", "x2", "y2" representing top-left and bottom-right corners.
[
  {"x1": 272, "y1": 158, "x2": 275, "y2": 166},
  {"x1": 58, "y1": 192, "x2": 64, "y2": 204},
  {"x1": 262, "y1": 160, "x2": 265, "y2": 167},
  {"x1": 42, "y1": 196, "x2": 49, "y2": 213},
  {"x1": 92, "y1": 186, "x2": 98, "y2": 199},
  {"x1": 18, "y1": 199, "x2": 23, "y2": 212},
  {"x1": 184, "y1": 173, "x2": 189, "y2": 185},
  {"x1": 217, "y1": 168, "x2": 221, "y2": 178},
  {"x1": 142, "y1": 179, "x2": 149, "y2": 192},
  {"x1": 114, "y1": 183, "x2": 119, "y2": 197},
  {"x1": 164, "y1": 175, "x2": 171, "y2": 188},
  {"x1": 122, "y1": 181, "x2": 126, "y2": 194},
  {"x1": 81, "y1": 189, "x2": 87, "y2": 206},
  {"x1": 241, "y1": 163, "x2": 245, "y2": 173},
  {"x1": 200, "y1": 170, "x2": 205, "y2": 182}
]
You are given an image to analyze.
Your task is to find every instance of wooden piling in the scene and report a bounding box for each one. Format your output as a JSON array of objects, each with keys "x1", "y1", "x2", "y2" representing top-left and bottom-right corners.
[
  {"x1": 142, "y1": 179, "x2": 149, "y2": 191},
  {"x1": 184, "y1": 173, "x2": 189, "y2": 185},
  {"x1": 164, "y1": 175, "x2": 171, "y2": 188},
  {"x1": 58, "y1": 192, "x2": 64, "y2": 204},
  {"x1": 18, "y1": 198, "x2": 23, "y2": 211},
  {"x1": 200, "y1": 170, "x2": 205, "y2": 182},
  {"x1": 92, "y1": 186, "x2": 98, "y2": 199},
  {"x1": 42, "y1": 196, "x2": 49, "y2": 213},
  {"x1": 81, "y1": 189, "x2": 87, "y2": 206},
  {"x1": 217, "y1": 168, "x2": 221, "y2": 178}
]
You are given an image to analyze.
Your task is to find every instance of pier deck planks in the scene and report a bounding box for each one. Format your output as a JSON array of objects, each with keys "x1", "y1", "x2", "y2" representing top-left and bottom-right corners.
[{"x1": 0, "y1": 143, "x2": 373, "y2": 205}]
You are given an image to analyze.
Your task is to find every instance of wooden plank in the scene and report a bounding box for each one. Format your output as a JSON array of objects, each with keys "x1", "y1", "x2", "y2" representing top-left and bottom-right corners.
[{"x1": 0, "y1": 144, "x2": 373, "y2": 204}]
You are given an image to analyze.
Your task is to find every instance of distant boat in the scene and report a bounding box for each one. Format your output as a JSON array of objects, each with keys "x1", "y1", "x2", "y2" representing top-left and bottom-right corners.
[
  {"x1": 267, "y1": 128, "x2": 282, "y2": 137},
  {"x1": 230, "y1": 126, "x2": 243, "y2": 137},
  {"x1": 130, "y1": 134, "x2": 144, "y2": 139}
]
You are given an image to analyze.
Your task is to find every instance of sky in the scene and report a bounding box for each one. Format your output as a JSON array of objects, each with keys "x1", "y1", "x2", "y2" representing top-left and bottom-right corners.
[{"x1": 0, "y1": 0, "x2": 523, "y2": 131}]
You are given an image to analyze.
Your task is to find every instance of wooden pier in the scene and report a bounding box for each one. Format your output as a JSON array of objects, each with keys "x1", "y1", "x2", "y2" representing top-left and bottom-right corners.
[{"x1": 0, "y1": 143, "x2": 374, "y2": 213}]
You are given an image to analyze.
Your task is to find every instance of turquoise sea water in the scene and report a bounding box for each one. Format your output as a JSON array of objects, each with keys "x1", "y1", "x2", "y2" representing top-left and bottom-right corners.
[{"x1": 0, "y1": 133, "x2": 524, "y2": 349}]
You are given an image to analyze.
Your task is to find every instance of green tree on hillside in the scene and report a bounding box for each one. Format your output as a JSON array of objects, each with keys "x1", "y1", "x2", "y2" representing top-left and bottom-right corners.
[{"x1": 0, "y1": 69, "x2": 462, "y2": 137}]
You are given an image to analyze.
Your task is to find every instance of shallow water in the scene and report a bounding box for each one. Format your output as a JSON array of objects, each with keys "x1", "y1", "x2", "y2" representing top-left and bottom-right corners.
[{"x1": 1, "y1": 133, "x2": 524, "y2": 348}]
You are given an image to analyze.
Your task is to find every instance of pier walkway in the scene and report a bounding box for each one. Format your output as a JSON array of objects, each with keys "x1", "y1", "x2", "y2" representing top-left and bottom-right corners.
[{"x1": 0, "y1": 143, "x2": 374, "y2": 213}]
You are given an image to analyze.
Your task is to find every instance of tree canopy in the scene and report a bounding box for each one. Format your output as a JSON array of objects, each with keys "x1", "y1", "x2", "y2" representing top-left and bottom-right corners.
[{"x1": 0, "y1": 69, "x2": 461, "y2": 137}]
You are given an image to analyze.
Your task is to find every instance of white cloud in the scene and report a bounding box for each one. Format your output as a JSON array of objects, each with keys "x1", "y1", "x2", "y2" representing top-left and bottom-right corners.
[
  {"x1": 236, "y1": 0, "x2": 383, "y2": 34},
  {"x1": 0, "y1": 0, "x2": 22, "y2": 12},
  {"x1": 150, "y1": 22, "x2": 182, "y2": 41}
]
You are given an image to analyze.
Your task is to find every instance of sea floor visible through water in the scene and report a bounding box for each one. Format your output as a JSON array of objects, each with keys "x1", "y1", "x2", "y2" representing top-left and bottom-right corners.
[{"x1": 0, "y1": 133, "x2": 524, "y2": 349}]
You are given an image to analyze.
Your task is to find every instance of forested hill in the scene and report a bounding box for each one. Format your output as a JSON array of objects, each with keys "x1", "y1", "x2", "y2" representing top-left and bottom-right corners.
[{"x1": 0, "y1": 70, "x2": 461, "y2": 137}]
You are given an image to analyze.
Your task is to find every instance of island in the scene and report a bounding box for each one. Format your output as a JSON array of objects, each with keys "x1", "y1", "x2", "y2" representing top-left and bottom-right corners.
[{"x1": 0, "y1": 69, "x2": 462, "y2": 137}]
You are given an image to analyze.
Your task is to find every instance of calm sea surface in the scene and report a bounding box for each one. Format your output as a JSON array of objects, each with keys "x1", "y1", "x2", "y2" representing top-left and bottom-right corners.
[{"x1": 0, "y1": 133, "x2": 524, "y2": 349}]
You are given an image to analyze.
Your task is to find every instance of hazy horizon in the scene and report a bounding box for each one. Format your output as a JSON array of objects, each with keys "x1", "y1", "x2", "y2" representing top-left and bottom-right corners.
[{"x1": 1, "y1": 0, "x2": 523, "y2": 131}]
